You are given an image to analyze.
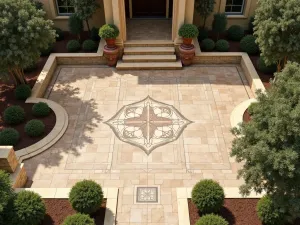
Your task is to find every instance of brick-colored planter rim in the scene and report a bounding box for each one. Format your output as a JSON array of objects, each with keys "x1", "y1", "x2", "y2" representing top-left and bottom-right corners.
[{"x1": 230, "y1": 98, "x2": 257, "y2": 128}]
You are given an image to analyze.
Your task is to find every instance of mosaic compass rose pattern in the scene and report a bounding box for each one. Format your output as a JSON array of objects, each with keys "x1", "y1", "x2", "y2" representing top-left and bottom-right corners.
[{"x1": 105, "y1": 96, "x2": 192, "y2": 154}]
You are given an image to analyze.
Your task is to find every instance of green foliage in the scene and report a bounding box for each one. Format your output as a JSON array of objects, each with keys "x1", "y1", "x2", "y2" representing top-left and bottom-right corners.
[
  {"x1": 240, "y1": 35, "x2": 259, "y2": 55},
  {"x1": 62, "y1": 213, "x2": 95, "y2": 225},
  {"x1": 0, "y1": 128, "x2": 20, "y2": 146},
  {"x1": 90, "y1": 27, "x2": 100, "y2": 42},
  {"x1": 25, "y1": 119, "x2": 45, "y2": 137},
  {"x1": 198, "y1": 27, "x2": 209, "y2": 42},
  {"x1": 14, "y1": 84, "x2": 32, "y2": 100},
  {"x1": 248, "y1": 16, "x2": 255, "y2": 34},
  {"x1": 257, "y1": 56, "x2": 277, "y2": 74},
  {"x1": 194, "y1": 0, "x2": 215, "y2": 28},
  {"x1": 41, "y1": 43, "x2": 54, "y2": 56},
  {"x1": 0, "y1": 0, "x2": 55, "y2": 85},
  {"x1": 192, "y1": 179, "x2": 224, "y2": 214},
  {"x1": 10, "y1": 191, "x2": 45, "y2": 225},
  {"x1": 257, "y1": 196, "x2": 285, "y2": 225},
  {"x1": 253, "y1": 0, "x2": 300, "y2": 69},
  {"x1": 0, "y1": 170, "x2": 13, "y2": 224},
  {"x1": 231, "y1": 62, "x2": 300, "y2": 222},
  {"x1": 212, "y1": 13, "x2": 227, "y2": 38},
  {"x1": 178, "y1": 24, "x2": 199, "y2": 38},
  {"x1": 55, "y1": 27, "x2": 64, "y2": 41},
  {"x1": 227, "y1": 25, "x2": 244, "y2": 41},
  {"x1": 32, "y1": 102, "x2": 51, "y2": 117},
  {"x1": 201, "y1": 38, "x2": 215, "y2": 51},
  {"x1": 69, "y1": 180, "x2": 103, "y2": 214},
  {"x1": 3, "y1": 106, "x2": 26, "y2": 125},
  {"x1": 99, "y1": 24, "x2": 120, "y2": 39},
  {"x1": 29, "y1": 0, "x2": 44, "y2": 10},
  {"x1": 195, "y1": 214, "x2": 229, "y2": 225},
  {"x1": 82, "y1": 39, "x2": 97, "y2": 52},
  {"x1": 68, "y1": 14, "x2": 84, "y2": 38},
  {"x1": 67, "y1": 40, "x2": 81, "y2": 53},
  {"x1": 24, "y1": 62, "x2": 37, "y2": 73},
  {"x1": 215, "y1": 39, "x2": 229, "y2": 52}
]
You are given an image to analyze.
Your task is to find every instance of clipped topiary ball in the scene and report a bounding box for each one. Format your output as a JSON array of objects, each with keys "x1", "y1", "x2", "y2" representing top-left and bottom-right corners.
[
  {"x1": 55, "y1": 27, "x2": 64, "y2": 41},
  {"x1": 90, "y1": 27, "x2": 100, "y2": 42},
  {"x1": 257, "y1": 56, "x2": 277, "y2": 74},
  {"x1": 195, "y1": 214, "x2": 229, "y2": 225},
  {"x1": 67, "y1": 40, "x2": 81, "y2": 53},
  {"x1": 83, "y1": 39, "x2": 97, "y2": 52},
  {"x1": 192, "y1": 179, "x2": 225, "y2": 214},
  {"x1": 69, "y1": 180, "x2": 103, "y2": 214},
  {"x1": 15, "y1": 84, "x2": 31, "y2": 100},
  {"x1": 0, "y1": 128, "x2": 20, "y2": 146},
  {"x1": 240, "y1": 35, "x2": 259, "y2": 55},
  {"x1": 3, "y1": 105, "x2": 26, "y2": 125},
  {"x1": 178, "y1": 24, "x2": 199, "y2": 38},
  {"x1": 32, "y1": 102, "x2": 51, "y2": 117},
  {"x1": 198, "y1": 27, "x2": 209, "y2": 42},
  {"x1": 11, "y1": 191, "x2": 46, "y2": 225},
  {"x1": 62, "y1": 213, "x2": 95, "y2": 225},
  {"x1": 215, "y1": 39, "x2": 229, "y2": 52},
  {"x1": 25, "y1": 119, "x2": 45, "y2": 137},
  {"x1": 201, "y1": 38, "x2": 215, "y2": 51},
  {"x1": 227, "y1": 25, "x2": 244, "y2": 41}
]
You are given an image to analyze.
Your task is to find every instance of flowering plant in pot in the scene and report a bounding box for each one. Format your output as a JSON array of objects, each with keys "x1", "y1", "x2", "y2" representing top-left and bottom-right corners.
[
  {"x1": 178, "y1": 24, "x2": 199, "y2": 46},
  {"x1": 99, "y1": 24, "x2": 120, "y2": 48}
]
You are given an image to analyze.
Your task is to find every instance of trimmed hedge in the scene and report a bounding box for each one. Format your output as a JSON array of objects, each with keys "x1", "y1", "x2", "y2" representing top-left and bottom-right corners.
[
  {"x1": 198, "y1": 27, "x2": 209, "y2": 42},
  {"x1": 67, "y1": 40, "x2": 81, "y2": 53},
  {"x1": 257, "y1": 196, "x2": 285, "y2": 225},
  {"x1": 240, "y1": 35, "x2": 259, "y2": 55},
  {"x1": 55, "y1": 27, "x2": 64, "y2": 41},
  {"x1": 62, "y1": 213, "x2": 95, "y2": 225},
  {"x1": 0, "y1": 128, "x2": 20, "y2": 146},
  {"x1": 3, "y1": 106, "x2": 26, "y2": 125},
  {"x1": 25, "y1": 120, "x2": 45, "y2": 137},
  {"x1": 32, "y1": 102, "x2": 51, "y2": 117},
  {"x1": 195, "y1": 214, "x2": 229, "y2": 225},
  {"x1": 257, "y1": 56, "x2": 277, "y2": 74},
  {"x1": 215, "y1": 39, "x2": 229, "y2": 52},
  {"x1": 15, "y1": 84, "x2": 31, "y2": 100},
  {"x1": 82, "y1": 39, "x2": 97, "y2": 52},
  {"x1": 248, "y1": 16, "x2": 255, "y2": 34},
  {"x1": 90, "y1": 27, "x2": 100, "y2": 42},
  {"x1": 201, "y1": 38, "x2": 215, "y2": 51},
  {"x1": 227, "y1": 25, "x2": 244, "y2": 41},
  {"x1": 178, "y1": 24, "x2": 199, "y2": 38}
]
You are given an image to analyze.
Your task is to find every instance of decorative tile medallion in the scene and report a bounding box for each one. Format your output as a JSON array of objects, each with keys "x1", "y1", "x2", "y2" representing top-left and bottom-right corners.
[
  {"x1": 105, "y1": 96, "x2": 192, "y2": 154},
  {"x1": 136, "y1": 187, "x2": 158, "y2": 203}
]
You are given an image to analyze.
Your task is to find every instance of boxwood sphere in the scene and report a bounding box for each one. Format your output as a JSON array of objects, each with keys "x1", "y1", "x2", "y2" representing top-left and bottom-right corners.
[
  {"x1": 15, "y1": 84, "x2": 31, "y2": 100},
  {"x1": 69, "y1": 180, "x2": 103, "y2": 214},
  {"x1": 201, "y1": 38, "x2": 215, "y2": 51},
  {"x1": 257, "y1": 56, "x2": 277, "y2": 74},
  {"x1": 178, "y1": 24, "x2": 199, "y2": 38},
  {"x1": 0, "y1": 128, "x2": 20, "y2": 146},
  {"x1": 62, "y1": 213, "x2": 95, "y2": 225},
  {"x1": 3, "y1": 105, "x2": 26, "y2": 125},
  {"x1": 215, "y1": 39, "x2": 229, "y2": 52},
  {"x1": 227, "y1": 25, "x2": 244, "y2": 41},
  {"x1": 240, "y1": 35, "x2": 259, "y2": 55},
  {"x1": 67, "y1": 40, "x2": 81, "y2": 53},
  {"x1": 25, "y1": 119, "x2": 45, "y2": 137},
  {"x1": 83, "y1": 39, "x2": 97, "y2": 52},
  {"x1": 12, "y1": 191, "x2": 46, "y2": 225},
  {"x1": 257, "y1": 196, "x2": 285, "y2": 225},
  {"x1": 195, "y1": 214, "x2": 229, "y2": 225},
  {"x1": 32, "y1": 102, "x2": 51, "y2": 117},
  {"x1": 191, "y1": 179, "x2": 225, "y2": 214}
]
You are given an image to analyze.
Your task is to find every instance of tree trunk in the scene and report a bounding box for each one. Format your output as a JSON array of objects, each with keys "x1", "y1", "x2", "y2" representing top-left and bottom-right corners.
[
  {"x1": 86, "y1": 19, "x2": 90, "y2": 33},
  {"x1": 8, "y1": 67, "x2": 27, "y2": 86},
  {"x1": 277, "y1": 60, "x2": 282, "y2": 72}
]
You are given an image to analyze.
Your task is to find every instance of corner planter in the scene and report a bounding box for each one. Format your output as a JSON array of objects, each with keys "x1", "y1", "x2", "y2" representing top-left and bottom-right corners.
[
  {"x1": 179, "y1": 44, "x2": 195, "y2": 66},
  {"x1": 103, "y1": 44, "x2": 119, "y2": 67}
]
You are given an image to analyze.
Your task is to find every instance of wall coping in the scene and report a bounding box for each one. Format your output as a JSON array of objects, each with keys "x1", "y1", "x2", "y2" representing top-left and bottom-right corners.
[
  {"x1": 15, "y1": 187, "x2": 118, "y2": 225},
  {"x1": 230, "y1": 98, "x2": 257, "y2": 128}
]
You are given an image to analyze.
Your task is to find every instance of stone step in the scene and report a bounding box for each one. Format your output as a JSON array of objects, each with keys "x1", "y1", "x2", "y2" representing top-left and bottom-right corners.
[
  {"x1": 122, "y1": 55, "x2": 177, "y2": 62},
  {"x1": 124, "y1": 47, "x2": 175, "y2": 55},
  {"x1": 116, "y1": 60, "x2": 182, "y2": 70},
  {"x1": 124, "y1": 40, "x2": 174, "y2": 47}
]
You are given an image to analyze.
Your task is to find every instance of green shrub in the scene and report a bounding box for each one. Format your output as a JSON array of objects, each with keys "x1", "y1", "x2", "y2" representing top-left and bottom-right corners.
[
  {"x1": 257, "y1": 56, "x2": 277, "y2": 73},
  {"x1": 14, "y1": 84, "x2": 31, "y2": 100},
  {"x1": 178, "y1": 24, "x2": 199, "y2": 38},
  {"x1": 198, "y1": 27, "x2": 209, "y2": 42},
  {"x1": 82, "y1": 39, "x2": 97, "y2": 52},
  {"x1": 68, "y1": 14, "x2": 83, "y2": 39},
  {"x1": 191, "y1": 179, "x2": 224, "y2": 214},
  {"x1": 257, "y1": 196, "x2": 285, "y2": 225},
  {"x1": 240, "y1": 35, "x2": 259, "y2": 55},
  {"x1": 227, "y1": 25, "x2": 244, "y2": 41},
  {"x1": 0, "y1": 170, "x2": 14, "y2": 224},
  {"x1": 99, "y1": 24, "x2": 120, "y2": 39},
  {"x1": 62, "y1": 213, "x2": 95, "y2": 225},
  {"x1": 195, "y1": 214, "x2": 229, "y2": 225},
  {"x1": 69, "y1": 180, "x2": 103, "y2": 214},
  {"x1": 248, "y1": 16, "x2": 255, "y2": 34},
  {"x1": 215, "y1": 39, "x2": 229, "y2": 52},
  {"x1": 212, "y1": 13, "x2": 227, "y2": 38},
  {"x1": 55, "y1": 27, "x2": 64, "y2": 41},
  {"x1": 25, "y1": 120, "x2": 45, "y2": 137},
  {"x1": 32, "y1": 102, "x2": 51, "y2": 117},
  {"x1": 3, "y1": 106, "x2": 25, "y2": 125},
  {"x1": 0, "y1": 128, "x2": 20, "y2": 146},
  {"x1": 90, "y1": 27, "x2": 100, "y2": 42},
  {"x1": 67, "y1": 40, "x2": 81, "y2": 53},
  {"x1": 11, "y1": 191, "x2": 45, "y2": 225},
  {"x1": 40, "y1": 43, "x2": 53, "y2": 56},
  {"x1": 30, "y1": 0, "x2": 43, "y2": 10},
  {"x1": 24, "y1": 63, "x2": 37, "y2": 73},
  {"x1": 201, "y1": 38, "x2": 215, "y2": 51}
]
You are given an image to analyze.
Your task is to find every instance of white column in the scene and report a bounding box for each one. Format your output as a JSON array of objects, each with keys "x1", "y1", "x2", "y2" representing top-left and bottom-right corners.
[
  {"x1": 112, "y1": 0, "x2": 126, "y2": 45},
  {"x1": 103, "y1": 0, "x2": 113, "y2": 24},
  {"x1": 173, "y1": 0, "x2": 187, "y2": 43}
]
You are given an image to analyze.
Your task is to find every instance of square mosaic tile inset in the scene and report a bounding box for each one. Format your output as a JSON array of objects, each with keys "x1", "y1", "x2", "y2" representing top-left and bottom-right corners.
[{"x1": 136, "y1": 187, "x2": 159, "y2": 203}]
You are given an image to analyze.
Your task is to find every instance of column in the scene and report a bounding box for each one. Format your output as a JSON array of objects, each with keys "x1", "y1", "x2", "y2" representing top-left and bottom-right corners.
[
  {"x1": 185, "y1": 0, "x2": 195, "y2": 24},
  {"x1": 173, "y1": 0, "x2": 187, "y2": 43},
  {"x1": 112, "y1": 0, "x2": 126, "y2": 45},
  {"x1": 103, "y1": 0, "x2": 113, "y2": 24}
]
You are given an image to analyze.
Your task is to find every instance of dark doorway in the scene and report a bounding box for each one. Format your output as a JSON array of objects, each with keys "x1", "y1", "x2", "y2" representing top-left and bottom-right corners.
[{"x1": 132, "y1": 0, "x2": 166, "y2": 18}]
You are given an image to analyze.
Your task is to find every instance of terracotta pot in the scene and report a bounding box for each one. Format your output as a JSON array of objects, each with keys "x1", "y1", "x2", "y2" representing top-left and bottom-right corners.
[
  {"x1": 105, "y1": 38, "x2": 116, "y2": 48},
  {"x1": 182, "y1": 38, "x2": 193, "y2": 46},
  {"x1": 103, "y1": 45, "x2": 119, "y2": 67},
  {"x1": 179, "y1": 44, "x2": 195, "y2": 66}
]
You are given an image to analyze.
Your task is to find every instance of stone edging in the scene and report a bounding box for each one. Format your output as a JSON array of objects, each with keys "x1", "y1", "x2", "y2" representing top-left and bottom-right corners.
[
  {"x1": 15, "y1": 187, "x2": 118, "y2": 225},
  {"x1": 230, "y1": 98, "x2": 257, "y2": 128},
  {"x1": 177, "y1": 187, "x2": 264, "y2": 225},
  {"x1": 15, "y1": 97, "x2": 68, "y2": 162}
]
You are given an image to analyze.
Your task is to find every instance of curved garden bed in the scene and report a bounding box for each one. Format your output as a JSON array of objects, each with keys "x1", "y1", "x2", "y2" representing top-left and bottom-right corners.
[{"x1": 243, "y1": 109, "x2": 251, "y2": 123}]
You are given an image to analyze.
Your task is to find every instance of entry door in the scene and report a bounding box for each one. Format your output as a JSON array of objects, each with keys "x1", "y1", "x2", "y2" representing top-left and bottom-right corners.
[{"x1": 132, "y1": 0, "x2": 167, "y2": 18}]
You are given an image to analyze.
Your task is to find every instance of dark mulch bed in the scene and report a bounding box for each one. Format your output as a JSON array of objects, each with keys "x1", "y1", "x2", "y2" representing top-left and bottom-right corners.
[{"x1": 42, "y1": 199, "x2": 106, "y2": 225}]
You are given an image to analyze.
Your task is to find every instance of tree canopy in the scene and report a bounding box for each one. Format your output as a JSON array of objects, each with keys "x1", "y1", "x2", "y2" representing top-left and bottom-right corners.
[
  {"x1": 194, "y1": 0, "x2": 215, "y2": 28},
  {"x1": 231, "y1": 62, "x2": 300, "y2": 222}
]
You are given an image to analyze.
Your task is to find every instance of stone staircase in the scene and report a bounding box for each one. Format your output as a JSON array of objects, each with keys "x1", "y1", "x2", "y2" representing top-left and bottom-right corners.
[{"x1": 116, "y1": 40, "x2": 182, "y2": 70}]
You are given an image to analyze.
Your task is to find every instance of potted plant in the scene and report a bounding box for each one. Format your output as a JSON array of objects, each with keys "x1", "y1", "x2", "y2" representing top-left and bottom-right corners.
[
  {"x1": 178, "y1": 24, "x2": 199, "y2": 46},
  {"x1": 99, "y1": 24, "x2": 120, "y2": 48}
]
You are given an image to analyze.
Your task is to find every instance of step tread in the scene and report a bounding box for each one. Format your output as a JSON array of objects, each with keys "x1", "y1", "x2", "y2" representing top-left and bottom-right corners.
[
  {"x1": 116, "y1": 61, "x2": 182, "y2": 70},
  {"x1": 124, "y1": 46, "x2": 175, "y2": 53},
  {"x1": 124, "y1": 40, "x2": 174, "y2": 47},
  {"x1": 123, "y1": 55, "x2": 177, "y2": 62}
]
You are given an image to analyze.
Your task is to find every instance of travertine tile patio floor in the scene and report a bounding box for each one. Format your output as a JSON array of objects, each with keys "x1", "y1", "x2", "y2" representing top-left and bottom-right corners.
[{"x1": 24, "y1": 65, "x2": 254, "y2": 225}]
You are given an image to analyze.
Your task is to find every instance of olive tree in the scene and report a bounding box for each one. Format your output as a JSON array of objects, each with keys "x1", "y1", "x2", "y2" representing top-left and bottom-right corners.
[
  {"x1": 231, "y1": 62, "x2": 300, "y2": 223},
  {"x1": 0, "y1": 0, "x2": 55, "y2": 85},
  {"x1": 254, "y1": 0, "x2": 300, "y2": 71},
  {"x1": 195, "y1": 0, "x2": 215, "y2": 28}
]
